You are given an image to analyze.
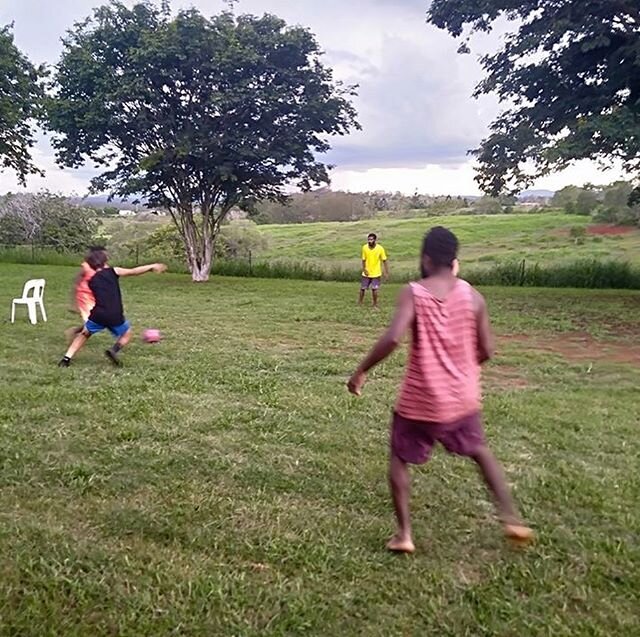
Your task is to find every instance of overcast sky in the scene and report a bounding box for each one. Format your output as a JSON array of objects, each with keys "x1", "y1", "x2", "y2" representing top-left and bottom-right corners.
[{"x1": 0, "y1": 0, "x2": 626, "y2": 196}]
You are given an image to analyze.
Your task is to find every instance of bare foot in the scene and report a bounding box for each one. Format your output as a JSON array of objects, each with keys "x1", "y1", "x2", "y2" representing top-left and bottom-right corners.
[
  {"x1": 504, "y1": 524, "x2": 534, "y2": 547},
  {"x1": 386, "y1": 534, "x2": 415, "y2": 554}
]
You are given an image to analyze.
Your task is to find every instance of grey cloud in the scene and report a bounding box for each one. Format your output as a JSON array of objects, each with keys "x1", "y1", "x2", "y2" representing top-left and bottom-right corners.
[
  {"x1": 1, "y1": 0, "x2": 499, "y2": 190},
  {"x1": 324, "y1": 34, "x2": 499, "y2": 169},
  {"x1": 0, "y1": 0, "x2": 91, "y2": 65},
  {"x1": 369, "y1": 0, "x2": 427, "y2": 7},
  {"x1": 325, "y1": 143, "x2": 470, "y2": 171}
]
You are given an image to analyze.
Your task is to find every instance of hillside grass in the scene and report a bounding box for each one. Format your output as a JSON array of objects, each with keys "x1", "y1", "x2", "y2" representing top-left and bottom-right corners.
[
  {"x1": 258, "y1": 213, "x2": 640, "y2": 274},
  {"x1": 2, "y1": 212, "x2": 639, "y2": 288}
]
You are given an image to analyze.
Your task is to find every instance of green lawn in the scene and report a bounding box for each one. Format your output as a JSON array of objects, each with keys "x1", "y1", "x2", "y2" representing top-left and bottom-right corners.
[
  {"x1": 1, "y1": 264, "x2": 639, "y2": 635},
  {"x1": 258, "y1": 213, "x2": 640, "y2": 276}
]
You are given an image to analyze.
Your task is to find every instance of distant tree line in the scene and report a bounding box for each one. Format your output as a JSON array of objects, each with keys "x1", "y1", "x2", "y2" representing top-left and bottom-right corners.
[
  {"x1": 552, "y1": 181, "x2": 640, "y2": 225},
  {"x1": 249, "y1": 189, "x2": 522, "y2": 224}
]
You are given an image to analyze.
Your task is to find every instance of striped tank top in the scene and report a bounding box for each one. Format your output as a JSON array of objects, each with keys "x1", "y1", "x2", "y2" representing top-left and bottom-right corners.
[{"x1": 395, "y1": 279, "x2": 481, "y2": 423}]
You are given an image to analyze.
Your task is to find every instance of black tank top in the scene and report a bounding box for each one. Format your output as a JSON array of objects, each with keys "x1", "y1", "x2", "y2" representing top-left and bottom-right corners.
[{"x1": 88, "y1": 268, "x2": 124, "y2": 326}]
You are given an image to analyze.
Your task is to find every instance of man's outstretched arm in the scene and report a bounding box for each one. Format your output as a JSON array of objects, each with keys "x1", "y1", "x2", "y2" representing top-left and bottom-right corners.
[{"x1": 114, "y1": 263, "x2": 167, "y2": 277}]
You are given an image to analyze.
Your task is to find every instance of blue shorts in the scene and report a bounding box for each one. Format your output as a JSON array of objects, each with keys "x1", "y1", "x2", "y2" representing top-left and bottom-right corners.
[{"x1": 85, "y1": 319, "x2": 131, "y2": 337}]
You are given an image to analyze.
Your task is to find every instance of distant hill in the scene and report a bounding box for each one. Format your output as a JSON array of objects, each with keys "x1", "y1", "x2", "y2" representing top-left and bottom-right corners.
[
  {"x1": 518, "y1": 189, "x2": 555, "y2": 200},
  {"x1": 68, "y1": 195, "x2": 147, "y2": 210}
]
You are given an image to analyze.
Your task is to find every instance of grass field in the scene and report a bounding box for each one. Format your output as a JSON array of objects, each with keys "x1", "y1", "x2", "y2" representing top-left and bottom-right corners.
[
  {"x1": 259, "y1": 213, "x2": 640, "y2": 276},
  {"x1": 1, "y1": 264, "x2": 640, "y2": 635}
]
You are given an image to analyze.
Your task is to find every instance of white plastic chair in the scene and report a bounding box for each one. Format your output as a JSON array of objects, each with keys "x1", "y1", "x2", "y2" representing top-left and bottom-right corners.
[{"x1": 11, "y1": 279, "x2": 47, "y2": 325}]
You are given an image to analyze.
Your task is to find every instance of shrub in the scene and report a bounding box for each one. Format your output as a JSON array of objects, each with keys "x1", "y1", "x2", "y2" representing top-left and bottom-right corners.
[
  {"x1": 569, "y1": 226, "x2": 586, "y2": 244},
  {"x1": 131, "y1": 220, "x2": 269, "y2": 266},
  {"x1": 0, "y1": 192, "x2": 99, "y2": 252},
  {"x1": 464, "y1": 259, "x2": 640, "y2": 289}
]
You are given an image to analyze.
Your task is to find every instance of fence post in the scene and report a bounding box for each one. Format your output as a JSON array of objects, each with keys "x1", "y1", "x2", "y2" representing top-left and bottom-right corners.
[
  {"x1": 136, "y1": 243, "x2": 139, "y2": 265},
  {"x1": 31, "y1": 240, "x2": 35, "y2": 263},
  {"x1": 520, "y1": 259, "x2": 526, "y2": 286},
  {"x1": 249, "y1": 250, "x2": 252, "y2": 276}
]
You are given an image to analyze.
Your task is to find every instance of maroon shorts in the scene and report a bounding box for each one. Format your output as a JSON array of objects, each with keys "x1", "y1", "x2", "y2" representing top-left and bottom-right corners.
[{"x1": 390, "y1": 411, "x2": 485, "y2": 465}]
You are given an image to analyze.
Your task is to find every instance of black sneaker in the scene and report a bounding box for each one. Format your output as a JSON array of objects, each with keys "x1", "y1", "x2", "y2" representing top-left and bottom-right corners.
[
  {"x1": 58, "y1": 357, "x2": 71, "y2": 368},
  {"x1": 105, "y1": 349, "x2": 122, "y2": 366}
]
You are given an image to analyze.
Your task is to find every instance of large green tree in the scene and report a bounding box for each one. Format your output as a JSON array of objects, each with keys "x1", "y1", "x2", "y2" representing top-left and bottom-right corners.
[
  {"x1": 48, "y1": 2, "x2": 359, "y2": 280},
  {"x1": 0, "y1": 25, "x2": 43, "y2": 185},
  {"x1": 428, "y1": 1, "x2": 640, "y2": 196}
]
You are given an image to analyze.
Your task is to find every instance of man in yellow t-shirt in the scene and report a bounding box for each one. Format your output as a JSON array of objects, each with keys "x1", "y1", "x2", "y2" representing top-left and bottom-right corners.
[{"x1": 359, "y1": 233, "x2": 389, "y2": 308}]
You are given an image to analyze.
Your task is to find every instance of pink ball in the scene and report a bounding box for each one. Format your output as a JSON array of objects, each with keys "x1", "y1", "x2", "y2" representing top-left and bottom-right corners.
[{"x1": 142, "y1": 328, "x2": 161, "y2": 344}]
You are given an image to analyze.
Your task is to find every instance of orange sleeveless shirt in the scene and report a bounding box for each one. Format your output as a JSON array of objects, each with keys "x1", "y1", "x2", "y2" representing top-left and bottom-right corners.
[
  {"x1": 76, "y1": 264, "x2": 96, "y2": 321},
  {"x1": 395, "y1": 279, "x2": 481, "y2": 423}
]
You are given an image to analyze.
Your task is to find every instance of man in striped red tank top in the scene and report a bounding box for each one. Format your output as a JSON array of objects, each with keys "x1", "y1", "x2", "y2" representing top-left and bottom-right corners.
[{"x1": 348, "y1": 227, "x2": 532, "y2": 553}]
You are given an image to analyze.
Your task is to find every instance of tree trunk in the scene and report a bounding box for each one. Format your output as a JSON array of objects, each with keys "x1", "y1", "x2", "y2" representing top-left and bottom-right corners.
[
  {"x1": 182, "y1": 220, "x2": 217, "y2": 282},
  {"x1": 185, "y1": 234, "x2": 214, "y2": 281},
  {"x1": 190, "y1": 256, "x2": 212, "y2": 282},
  {"x1": 170, "y1": 200, "x2": 232, "y2": 282}
]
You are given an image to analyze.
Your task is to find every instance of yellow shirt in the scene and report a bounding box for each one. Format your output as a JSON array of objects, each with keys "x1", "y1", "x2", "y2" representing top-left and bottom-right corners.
[{"x1": 361, "y1": 244, "x2": 388, "y2": 278}]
